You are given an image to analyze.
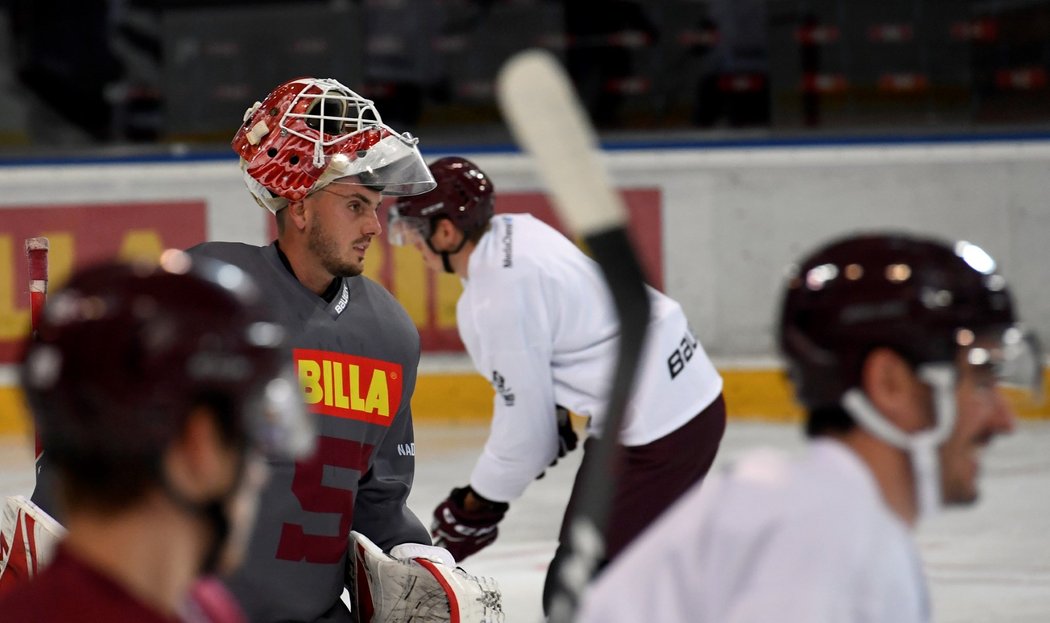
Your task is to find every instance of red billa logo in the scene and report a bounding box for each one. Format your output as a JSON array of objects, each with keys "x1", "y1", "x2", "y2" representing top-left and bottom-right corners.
[{"x1": 294, "y1": 349, "x2": 403, "y2": 426}]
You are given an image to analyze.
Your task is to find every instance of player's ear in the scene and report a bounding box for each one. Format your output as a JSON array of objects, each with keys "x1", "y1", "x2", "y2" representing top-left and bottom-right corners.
[
  {"x1": 286, "y1": 199, "x2": 309, "y2": 232},
  {"x1": 431, "y1": 217, "x2": 451, "y2": 240},
  {"x1": 433, "y1": 218, "x2": 463, "y2": 246},
  {"x1": 861, "y1": 348, "x2": 928, "y2": 431}
]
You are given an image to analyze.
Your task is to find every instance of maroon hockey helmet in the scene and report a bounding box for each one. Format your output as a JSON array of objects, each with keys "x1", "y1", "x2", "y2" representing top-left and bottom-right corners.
[
  {"x1": 233, "y1": 77, "x2": 435, "y2": 214},
  {"x1": 387, "y1": 156, "x2": 495, "y2": 246},
  {"x1": 21, "y1": 251, "x2": 315, "y2": 467},
  {"x1": 778, "y1": 233, "x2": 1039, "y2": 410}
]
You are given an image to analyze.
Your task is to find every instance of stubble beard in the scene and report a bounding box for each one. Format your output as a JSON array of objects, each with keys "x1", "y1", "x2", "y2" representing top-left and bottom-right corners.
[{"x1": 310, "y1": 224, "x2": 365, "y2": 277}]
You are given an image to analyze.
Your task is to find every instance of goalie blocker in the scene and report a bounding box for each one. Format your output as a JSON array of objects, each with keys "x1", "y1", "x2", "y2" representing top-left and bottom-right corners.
[{"x1": 347, "y1": 531, "x2": 504, "y2": 623}]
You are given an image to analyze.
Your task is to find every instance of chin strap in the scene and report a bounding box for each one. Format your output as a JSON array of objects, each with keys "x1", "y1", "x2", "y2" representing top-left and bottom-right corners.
[
  {"x1": 841, "y1": 362, "x2": 958, "y2": 522},
  {"x1": 425, "y1": 232, "x2": 470, "y2": 275}
]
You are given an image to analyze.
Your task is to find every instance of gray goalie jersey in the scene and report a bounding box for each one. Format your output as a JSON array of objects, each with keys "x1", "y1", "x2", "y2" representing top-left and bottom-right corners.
[{"x1": 188, "y1": 241, "x2": 430, "y2": 623}]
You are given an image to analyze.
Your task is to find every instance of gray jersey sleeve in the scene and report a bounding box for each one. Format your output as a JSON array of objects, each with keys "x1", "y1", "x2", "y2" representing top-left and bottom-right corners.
[
  {"x1": 350, "y1": 395, "x2": 431, "y2": 550},
  {"x1": 349, "y1": 276, "x2": 430, "y2": 550}
]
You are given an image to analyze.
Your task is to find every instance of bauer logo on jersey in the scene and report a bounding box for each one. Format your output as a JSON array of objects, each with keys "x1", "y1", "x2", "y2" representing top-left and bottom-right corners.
[
  {"x1": 501, "y1": 216, "x2": 514, "y2": 268},
  {"x1": 492, "y1": 370, "x2": 515, "y2": 406},
  {"x1": 294, "y1": 349, "x2": 403, "y2": 426}
]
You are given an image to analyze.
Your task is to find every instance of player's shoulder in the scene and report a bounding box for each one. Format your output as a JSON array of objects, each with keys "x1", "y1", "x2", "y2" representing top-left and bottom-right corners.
[
  {"x1": 725, "y1": 441, "x2": 885, "y2": 531},
  {"x1": 472, "y1": 213, "x2": 565, "y2": 281},
  {"x1": 354, "y1": 275, "x2": 416, "y2": 323},
  {"x1": 355, "y1": 273, "x2": 399, "y2": 303},
  {"x1": 186, "y1": 241, "x2": 266, "y2": 267},
  {"x1": 0, "y1": 569, "x2": 67, "y2": 621},
  {"x1": 716, "y1": 447, "x2": 830, "y2": 515}
]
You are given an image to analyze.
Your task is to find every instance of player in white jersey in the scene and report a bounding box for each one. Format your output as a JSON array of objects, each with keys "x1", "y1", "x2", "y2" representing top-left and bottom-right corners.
[
  {"x1": 578, "y1": 233, "x2": 1043, "y2": 622},
  {"x1": 388, "y1": 157, "x2": 727, "y2": 610}
]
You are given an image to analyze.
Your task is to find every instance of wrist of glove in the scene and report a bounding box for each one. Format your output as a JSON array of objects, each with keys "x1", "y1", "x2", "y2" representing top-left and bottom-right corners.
[
  {"x1": 389, "y1": 542, "x2": 456, "y2": 568},
  {"x1": 430, "y1": 486, "x2": 509, "y2": 562}
]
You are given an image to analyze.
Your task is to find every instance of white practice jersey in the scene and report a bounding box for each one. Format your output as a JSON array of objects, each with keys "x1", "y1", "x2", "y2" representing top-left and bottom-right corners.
[
  {"x1": 459, "y1": 214, "x2": 722, "y2": 502},
  {"x1": 578, "y1": 439, "x2": 930, "y2": 623}
]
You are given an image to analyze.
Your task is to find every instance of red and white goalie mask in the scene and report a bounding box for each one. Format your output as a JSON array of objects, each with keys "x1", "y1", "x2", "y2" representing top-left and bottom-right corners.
[{"x1": 233, "y1": 77, "x2": 436, "y2": 213}]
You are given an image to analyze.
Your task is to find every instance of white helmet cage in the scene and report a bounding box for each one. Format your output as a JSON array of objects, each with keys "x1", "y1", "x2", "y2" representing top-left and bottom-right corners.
[{"x1": 238, "y1": 78, "x2": 436, "y2": 214}]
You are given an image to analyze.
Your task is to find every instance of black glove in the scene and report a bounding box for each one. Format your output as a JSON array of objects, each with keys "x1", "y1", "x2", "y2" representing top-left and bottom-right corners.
[
  {"x1": 536, "y1": 405, "x2": 579, "y2": 481},
  {"x1": 555, "y1": 405, "x2": 578, "y2": 459},
  {"x1": 430, "y1": 486, "x2": 509, "y2": 561}
]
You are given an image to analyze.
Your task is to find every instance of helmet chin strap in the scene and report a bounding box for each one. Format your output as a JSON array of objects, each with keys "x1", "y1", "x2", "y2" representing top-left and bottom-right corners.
[
  {"x1": 425, "y1": 230, "x2": 470, "y2": 275},
  {"x1": 841, "y1": 363, "x2": 958, "y2": 522}
]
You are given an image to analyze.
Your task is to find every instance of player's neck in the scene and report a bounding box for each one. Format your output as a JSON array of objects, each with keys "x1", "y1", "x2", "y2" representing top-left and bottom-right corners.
[
  {"x1": 277, "y1": 235, "x2": 336, "y2": 295},
  {"x1": 63, "y1": 497, "x2": 208, "y2": 616},
  {"x1": 837, "y1": 431, "x2": 918, "y2": 526}
]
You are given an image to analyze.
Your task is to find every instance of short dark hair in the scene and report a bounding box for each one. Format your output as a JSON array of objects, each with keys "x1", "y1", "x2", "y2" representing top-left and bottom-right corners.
[
  {"x1": 804, "y1": 405, "x2": 859, "y2": 438},
  {"x1": 56, "y1": 394, "x2": 241, "y2": 514}
]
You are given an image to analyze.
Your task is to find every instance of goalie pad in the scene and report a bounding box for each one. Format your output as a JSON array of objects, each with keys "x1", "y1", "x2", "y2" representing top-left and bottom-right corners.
[
  {"x1": 348, "y1": 531, "x2": 504, "y2": 623},
  {"x1": 0, "y1": 495, "x2": 66, "y2": 596}
]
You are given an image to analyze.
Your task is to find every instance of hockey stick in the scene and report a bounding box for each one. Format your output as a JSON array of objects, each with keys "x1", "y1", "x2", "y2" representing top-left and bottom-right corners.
[
  {"x1": 0, "y1": 238, "x2": 58, "y2": 593},
  {"x1": 25, "y1": 237, "x2": 49, "y2": 463},
  {"x1": 496, "y1": 50, "x2": 652, "y2": 623}
]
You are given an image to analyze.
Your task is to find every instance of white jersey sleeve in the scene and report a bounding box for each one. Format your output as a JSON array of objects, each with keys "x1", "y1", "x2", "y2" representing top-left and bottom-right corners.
[{"x1": 459, "y1": 251, "x2": 562, "y2": 502}]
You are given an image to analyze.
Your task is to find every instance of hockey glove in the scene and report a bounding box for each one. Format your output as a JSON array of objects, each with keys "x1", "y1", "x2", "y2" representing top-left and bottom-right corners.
[
  {"x1": 430, "y1": 486, "x2": 508, "y2": 561},
  {"x1": 348, "y1": 531, "x2": 504, "y2": 623},
  {"x1": 537, "y1": 406, "x2": 579, "y2": 480},
  {"x1": 554, "y1": 405, "x2": 578, "y2": 460}
]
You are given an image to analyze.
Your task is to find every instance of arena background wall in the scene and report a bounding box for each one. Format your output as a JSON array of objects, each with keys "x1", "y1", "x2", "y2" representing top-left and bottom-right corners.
[{"x1": 2, "y1": 139, "x2": 1049, "y2": 434}]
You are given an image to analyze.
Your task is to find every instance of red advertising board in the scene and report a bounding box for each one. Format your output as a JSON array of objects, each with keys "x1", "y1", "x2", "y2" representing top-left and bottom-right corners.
[
  {"x1": 0, "y1": 201, "x2": 207, "y2": 362},
  {"x1": 0, "y1": 188, "x2": 660, "y2": 362}
]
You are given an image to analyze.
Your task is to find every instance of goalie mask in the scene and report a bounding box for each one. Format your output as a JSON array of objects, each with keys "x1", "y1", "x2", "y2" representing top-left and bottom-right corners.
[
  {"x1": 778, "y1": 233, "x2": 1041, "y2": 518},
  {"x1": 233, "y1": 77, "x2": 437, "y2": 214},
  {"x1": 22, "y1": 251, "x2": 316, "y2": 466}
]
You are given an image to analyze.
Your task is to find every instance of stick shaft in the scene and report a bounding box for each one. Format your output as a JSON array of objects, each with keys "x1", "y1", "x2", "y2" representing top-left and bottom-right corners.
[
  {"x1": 497, "y1": 50, "x2": 651, "y2": 623},
  {"x1": 25, "y1": 237, "x2": 49, "y2": 460}
]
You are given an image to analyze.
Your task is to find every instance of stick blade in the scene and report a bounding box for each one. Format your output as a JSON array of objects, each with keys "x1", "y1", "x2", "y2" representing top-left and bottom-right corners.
[{"x1": 496, "y1": 49, "x2": 626, "y2": 237}]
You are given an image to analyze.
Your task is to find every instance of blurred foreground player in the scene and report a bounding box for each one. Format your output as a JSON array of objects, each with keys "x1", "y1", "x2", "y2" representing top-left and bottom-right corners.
[
  {"x1": 189, "y1": 78, "x2": 502, "y2": 623},
  {"x1": 389, "y1": 157, "x2": 726, "y2": 609},
  {"x1": 579, "y1": 233, "x2": 1042, "y2": 622},
  {"x1": 0, "y1": 252, "x2": 316, "y2": 622}
]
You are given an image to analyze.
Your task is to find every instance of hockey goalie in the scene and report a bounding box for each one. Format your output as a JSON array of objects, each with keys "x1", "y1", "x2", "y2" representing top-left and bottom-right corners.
[{"x1": 348, "y1": 531, "x2": 504, "y2": 623}]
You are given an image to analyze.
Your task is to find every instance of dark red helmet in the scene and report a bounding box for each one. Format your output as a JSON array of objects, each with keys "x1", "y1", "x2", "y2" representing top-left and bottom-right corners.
[
  {"x1": 21, "y1": 252, "x2": 314, "y2": 468},
  {"x1": 387, "y1": 156, "x2": 495, "y2": 245},
  {"x1": 233, "y1": 77, "x2": 435, "y2": 214},
  {"x1": 778, "y1": 233, "x2": 1024, "y2": 410}
]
